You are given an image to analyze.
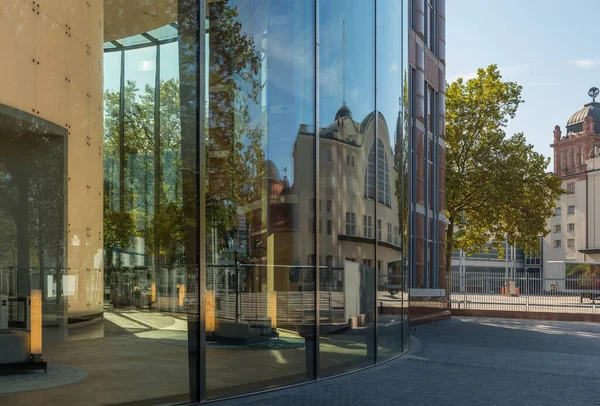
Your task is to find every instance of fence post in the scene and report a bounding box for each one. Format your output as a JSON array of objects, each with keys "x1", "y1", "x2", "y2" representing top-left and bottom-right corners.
[
  {"x1": 464, "y1": 273, "x2": 467, "y2": 308},
  {"x1": 236, "y1": 263, "x2": 241, "y2": 323},
  {"x1": 329, "y1": 274, "x2": 332, "y2": 323},
  {"x1": 526, "y1": 272, "x2": 529, "y2": 312}
]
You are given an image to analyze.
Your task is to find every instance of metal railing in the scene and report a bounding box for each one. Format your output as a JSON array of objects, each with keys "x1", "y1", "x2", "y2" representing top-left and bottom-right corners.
[{"x1": 450, "y1": 271, "x2": 600, "y2": 314}]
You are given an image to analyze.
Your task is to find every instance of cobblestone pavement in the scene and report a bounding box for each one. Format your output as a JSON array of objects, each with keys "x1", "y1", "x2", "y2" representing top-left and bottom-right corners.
[{"x1": 212, "y1": 317, "x2": 600, "y2": 406}]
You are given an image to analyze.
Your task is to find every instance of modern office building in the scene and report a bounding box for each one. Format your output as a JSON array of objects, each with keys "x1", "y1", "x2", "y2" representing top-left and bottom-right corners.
[
  {"x1": 450, "y1": 241, "x2": 543, "y2": 293},
  {"x1": 0, "y1": 0, "x2": 446, "y2": 404},
  {"x1": 544, "y1": 92, "x2": 600, "y2": 267}
]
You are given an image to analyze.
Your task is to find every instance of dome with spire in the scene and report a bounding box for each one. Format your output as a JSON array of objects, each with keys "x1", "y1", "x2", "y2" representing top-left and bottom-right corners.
[
  {"x1": 335, "y1": 104, "x2": 353, "y2": 121},
  {"x1": 566, "y1": 102, "x2": 600, "y2": 134}
]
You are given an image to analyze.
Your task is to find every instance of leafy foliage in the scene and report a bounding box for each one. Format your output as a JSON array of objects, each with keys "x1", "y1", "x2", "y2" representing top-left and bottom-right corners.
[{"x1": 445, "y1": 65, "x2": 564, "y2": 274}]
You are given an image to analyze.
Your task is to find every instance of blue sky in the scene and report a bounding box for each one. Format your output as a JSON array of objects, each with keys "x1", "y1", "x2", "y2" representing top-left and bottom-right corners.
[{"x1": 446, "y1": 0, "x2": 600, "y2": 171}]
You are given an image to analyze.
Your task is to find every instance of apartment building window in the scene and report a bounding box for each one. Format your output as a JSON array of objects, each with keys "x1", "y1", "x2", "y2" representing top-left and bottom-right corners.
[
  {"x1": 364, "y1": 215, "x2": 373, "y2": 238},
  {"x1": 555, "y1": 207, "x2": 561, "y2": 216},
  {"x1": 426, "y1": 0, "x2": 435, "y2": 51},
  {"x1": 319, "y1": 218, "x2": 322, "y2": 234},
  {"x1": 567, "y1": 183, "x2": 575, "y2": 194},
  {"x1": 351, "y1": 156, "x2": 355, "y2": 167},
  {"x1": 554, "y1": 240, "x2": 561, "y2": 248},
  {"x1": 319, "y1": 199, "x2": 322, "y2": 212},
  {"x1": 567, "y1": 239, "x2": 575, "y2": 248},
  {"x1": 327, "y1": 148, "x2": 332, "y2": 161},
  {"x1": 377, "y1": 260, "x2": 382, "y2": 273},
  {"x1": 394, "y1": 226, "x2": 399, "y2": 246},
  {"x1": 554, "y1": 225, "x2": 561, "y2": 233},
  {"x1": 377, "y1": 219, "x2": 382, "y2": 240},
  {"x1": 345, "y1": 257, "x2": 356, "y2": 263},
  {"x1": 310, "y1": 198, "x2": 316, "y2": 212},
  {"x1": 326, "y1": 255, "x2": 333, "y2": 268},
  {"x1": 568, "y1": 223, "x2": 575, "y2": 231},
  {"x1": 327, "y1": 220, "x2": 332, "y2": 235},
  {"x1": 327, "y1": 200, "x2": 332, "y2": 212},
  {"x1": 363, "y1": 259, "x2": 372, "y2": 268},
  {"x1": 346, "y1": 154, "x2": 350, "y2": 165},
  {"x1": 568, "y1": 205, "x2": 575, "y2": 214},
  {"x1": 346, "y1": 212, "x2": 356, "y2": 236},
  {"x1": 309, "y1": 255, "x2": 317, "y2": 266},
  {"x1": 309, "y1": 217, "x2": 316, "y2": 234},
  {"x1": 387, "y1": 223, "x2": 392, "y2": 243},
  {"x1": 364, "y1": 139, "x2": 391, "y2": 207}
]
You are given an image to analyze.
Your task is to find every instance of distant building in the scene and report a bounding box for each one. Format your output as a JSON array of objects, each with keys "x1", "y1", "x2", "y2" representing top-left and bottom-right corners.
[
  {"x1": 544, "y1": 93, "x2": 600, "y2": 269},
  {"x1": 451, "y1": 240, "x2": 542, "y2": 285}
]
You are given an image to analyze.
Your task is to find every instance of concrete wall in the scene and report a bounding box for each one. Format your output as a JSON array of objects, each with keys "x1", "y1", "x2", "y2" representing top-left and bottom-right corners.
[{"x1": 0, "y1": 0, "x2": 104, "y2": 318}]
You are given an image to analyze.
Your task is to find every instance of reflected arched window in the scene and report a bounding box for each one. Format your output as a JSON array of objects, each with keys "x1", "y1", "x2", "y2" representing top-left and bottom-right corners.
[{"x1": 364, "y1": 139, "x2": 391, "y2": 207}]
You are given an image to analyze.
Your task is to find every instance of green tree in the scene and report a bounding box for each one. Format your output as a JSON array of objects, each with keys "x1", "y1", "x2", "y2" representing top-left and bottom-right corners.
[{"x1": 445, "y1": 65, "x2": 564, "y2": 282}]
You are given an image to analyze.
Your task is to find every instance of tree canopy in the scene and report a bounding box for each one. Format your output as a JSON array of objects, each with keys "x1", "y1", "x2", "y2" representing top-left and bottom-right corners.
[{"x1": 445, "y1": 64, "x2": 564, "y2": 274}]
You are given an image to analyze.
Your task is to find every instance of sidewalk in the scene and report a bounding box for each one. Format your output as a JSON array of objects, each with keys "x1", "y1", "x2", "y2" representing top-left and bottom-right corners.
[{"x1": 213, "y1": 317, "x2": 600, "y2": 406}]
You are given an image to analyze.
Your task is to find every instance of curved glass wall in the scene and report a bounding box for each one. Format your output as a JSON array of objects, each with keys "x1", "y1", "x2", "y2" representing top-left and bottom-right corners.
[{"x1": 0, "y1": 0, "x2": 419, "y2": 404}]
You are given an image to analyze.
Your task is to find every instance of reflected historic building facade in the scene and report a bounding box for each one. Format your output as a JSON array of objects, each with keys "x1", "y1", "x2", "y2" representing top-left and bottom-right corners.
[{"x1": 0, "y1": 0, "x2": 445, "y2": 404}]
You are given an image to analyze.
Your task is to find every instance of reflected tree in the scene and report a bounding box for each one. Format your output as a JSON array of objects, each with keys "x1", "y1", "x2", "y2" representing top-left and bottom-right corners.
[{"x1": 205, "y1": 0, "x2": 265, "y2": 263}]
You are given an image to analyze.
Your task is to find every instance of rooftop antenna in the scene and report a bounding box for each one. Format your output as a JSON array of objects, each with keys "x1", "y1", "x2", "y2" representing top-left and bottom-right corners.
[
  {"x1": 343, "y1": 19, "x2": 346, "y2": 106},
  {"x1": 589, "y1": 87, "x2": 599, "y2": 103}
]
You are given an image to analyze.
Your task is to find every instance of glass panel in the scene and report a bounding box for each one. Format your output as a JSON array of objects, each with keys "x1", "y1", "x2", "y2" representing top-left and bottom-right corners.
[
  {"x1": 118, "y1": 34, "x2": 152, "y2": 47},
  {"x1": 319, "y1": 0, "x2": 376, "y2": 376},
  {"x1": 0, "y1": 1, "x2": 197, "y2": 404},
  {"x1": 376, "y1": 0, "x2": 406, "y2": 360},
  {"x1": 147, "y1": 25, "x2": 179, "y2": 42},
  {"x1": 204, "y1": 0, "x2": 316, "y2": 398}
]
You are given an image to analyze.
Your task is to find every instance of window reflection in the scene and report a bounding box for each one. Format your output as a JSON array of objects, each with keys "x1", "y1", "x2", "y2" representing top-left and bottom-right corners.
[
  {"x1": 318, "y1": 0, "x2": 377, "y2": 375},
  {"x1": 0, "y1": 0, "x2": 415, "y2": 402},
  {"x1": 205, "y1": 0, "x2": 315, "y2": 398}
]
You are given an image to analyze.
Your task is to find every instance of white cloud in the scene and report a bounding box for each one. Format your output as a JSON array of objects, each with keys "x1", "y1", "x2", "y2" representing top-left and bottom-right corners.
[
  {"x1": 573, "y1": 59, "x2": 599, "y2": 69},
  {"x1": 390, "y1": 61, "x2": 399, "y2": 72}
]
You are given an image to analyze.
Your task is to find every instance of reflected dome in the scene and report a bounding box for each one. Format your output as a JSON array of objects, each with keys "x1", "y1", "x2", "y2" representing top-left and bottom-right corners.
[{"x1": 335, "y1": 104, "x2": 353, "y2": 121}]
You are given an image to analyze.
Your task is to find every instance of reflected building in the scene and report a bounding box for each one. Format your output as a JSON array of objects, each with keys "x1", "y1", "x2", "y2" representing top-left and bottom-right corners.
[{"x1": 0, "y1": 0, "x2": 446, "y2": 404}]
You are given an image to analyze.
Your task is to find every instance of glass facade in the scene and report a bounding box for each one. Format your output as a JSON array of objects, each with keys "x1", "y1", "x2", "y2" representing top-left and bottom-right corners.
[{"x1": 0, "y1": 0, "x2": 444, "y2": 404}]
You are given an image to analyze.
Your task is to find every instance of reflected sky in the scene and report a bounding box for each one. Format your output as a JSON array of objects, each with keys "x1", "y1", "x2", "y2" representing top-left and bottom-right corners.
[{"x1": 103, "y1": 1, "x2": 406, "y2": 185}]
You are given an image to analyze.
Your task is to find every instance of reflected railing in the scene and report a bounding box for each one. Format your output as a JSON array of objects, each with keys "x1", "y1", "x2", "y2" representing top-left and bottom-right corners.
[{"x1": 207, "y1": 264, "x2": 346, "y2": 325}]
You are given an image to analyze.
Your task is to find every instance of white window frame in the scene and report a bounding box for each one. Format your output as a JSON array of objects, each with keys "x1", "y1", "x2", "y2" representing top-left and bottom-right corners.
[{"x1": 363, "y1": 215, "x2": 373, "y2": 238}]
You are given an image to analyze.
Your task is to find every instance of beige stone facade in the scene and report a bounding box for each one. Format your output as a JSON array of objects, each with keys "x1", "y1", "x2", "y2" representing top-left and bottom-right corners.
[{"x1": 0, "y1": 1, "x2": 104, "y2": 318}]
